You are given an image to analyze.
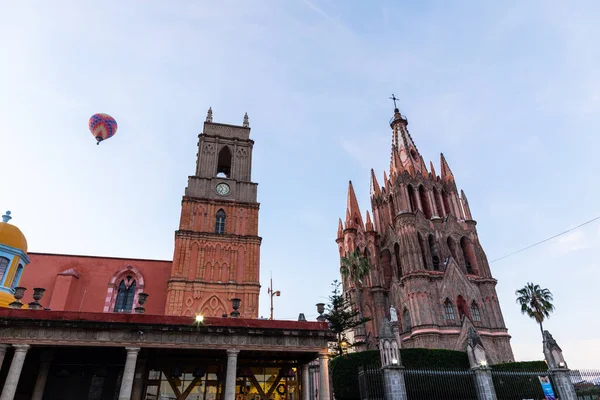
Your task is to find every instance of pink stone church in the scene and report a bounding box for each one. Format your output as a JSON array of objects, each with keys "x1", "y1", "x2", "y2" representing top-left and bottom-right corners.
[{"x1": 336, "y1": 106, "x2": 514, "y2": 364}]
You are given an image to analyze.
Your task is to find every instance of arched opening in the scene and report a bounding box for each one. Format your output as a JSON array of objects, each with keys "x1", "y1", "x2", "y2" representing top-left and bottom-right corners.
[
  {"x1": 394, "y1": 243, "x2": 402, "y2": 277},
  {"x1": 407, "y1": 185, "x2": 417, "y2": 213},
  {"x1": 0, "y1": 257, "x2": 9, "y2": 283},
  {"x1": 402, "y1": 308, "x2": 412, "y2": 332},
  {"x1": 114, "y1": 276, "x2": 137, "y2": 313},
  {"x1": 447, "y1": 237, "x2": 458, "y2": 262},
  {"x1": 442, "y1": 189, "x2": 452, "y2": 217},
  {"x1": 418, "y1": 233, "x2": 428, "y2": 270},
  {"x1": 418, "y1": 185, "x2": 432, "y2": 219},
  {"x1": 443, "y1": 298, "x2": 455, "y2": 321},
  {"x1": 381, "y1": 249, "x2": 393, "y2": 286},
  {"x1": 471, "y1": 301, "x2": 481, "y2": 322},
  {"x1": 215, "y1": 209, "x2": 226, "y2": 234},
  {"x1": 457, "y1": 295, "x2": 469, "y2": 319},
  {"x1": 433, "y1": 187, "x2": 443, "y2": 217},
  {"x1": 428, "y1": 235, "x2": 440, "y2": 271},
  {"x1": 216, "y1": 146, "x2": 232, "y2": 178},
  {"x1": 460, "y1": 237, "x2": 478, "y2": 275},
  {"x1": 10, "y1": 264, "x2": 23, "y2": 290}
]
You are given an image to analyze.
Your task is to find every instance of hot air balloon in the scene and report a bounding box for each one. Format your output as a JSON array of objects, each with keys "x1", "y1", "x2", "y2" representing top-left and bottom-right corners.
[{"x1": 89, "y1": 113, "x2": 118, "y2": 145}]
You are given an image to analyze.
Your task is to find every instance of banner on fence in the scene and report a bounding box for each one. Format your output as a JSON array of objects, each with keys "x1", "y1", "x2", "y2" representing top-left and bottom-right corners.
[{"x1": 538, "y1": 376, "x2": 556, "y2": 400}]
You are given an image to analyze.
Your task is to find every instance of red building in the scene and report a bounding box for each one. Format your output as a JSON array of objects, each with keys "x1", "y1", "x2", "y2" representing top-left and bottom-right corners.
[{"x1": 0, "y1": 110, "x2": 333, "y2": 400}]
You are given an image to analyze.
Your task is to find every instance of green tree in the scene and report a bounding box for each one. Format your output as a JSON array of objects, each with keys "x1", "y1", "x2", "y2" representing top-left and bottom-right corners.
[
  {"x1": 325, "y1": 280, "x2": 371, "y2": 357},
  {"x1": 515, "y1": 282, "x2": 555, "y2": 337}
]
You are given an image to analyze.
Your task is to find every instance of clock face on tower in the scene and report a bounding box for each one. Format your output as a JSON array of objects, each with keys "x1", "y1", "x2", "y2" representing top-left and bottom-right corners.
[{"x1": 216, "y1": 183, "x2": 230, "y2": 196}]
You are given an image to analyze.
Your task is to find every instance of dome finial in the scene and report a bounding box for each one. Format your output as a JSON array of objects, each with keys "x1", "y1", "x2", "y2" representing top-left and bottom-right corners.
[
  {"x1": 243, "y1": 112, "x2": 249, "y2": 128},
  {"x1": 206, "y1": 107, "x2": 213, "y2": 122},
  {"x1": 2, "y1": 211, "x2": 11, "y2": 223}
]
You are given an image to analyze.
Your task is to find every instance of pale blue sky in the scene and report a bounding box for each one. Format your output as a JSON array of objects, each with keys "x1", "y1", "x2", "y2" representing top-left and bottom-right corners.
[{"x1": 1, "y1": 1, "x2": 598, "y2": 368}]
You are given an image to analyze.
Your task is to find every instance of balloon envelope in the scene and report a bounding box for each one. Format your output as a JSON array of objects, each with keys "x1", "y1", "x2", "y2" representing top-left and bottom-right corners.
[{"x1": 89, "y1": 113, "x2": 118, "y2": 144}]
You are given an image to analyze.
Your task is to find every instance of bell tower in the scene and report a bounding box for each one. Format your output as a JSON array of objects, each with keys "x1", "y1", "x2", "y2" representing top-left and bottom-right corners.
[{"x1": 166, "y1": 108, "x2": 261, "y2": 318}]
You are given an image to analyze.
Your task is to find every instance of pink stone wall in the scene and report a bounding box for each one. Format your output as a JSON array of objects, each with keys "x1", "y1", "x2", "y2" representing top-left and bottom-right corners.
[{"x1": 19, "y1": 253, "x2": 172, "y2": 314}]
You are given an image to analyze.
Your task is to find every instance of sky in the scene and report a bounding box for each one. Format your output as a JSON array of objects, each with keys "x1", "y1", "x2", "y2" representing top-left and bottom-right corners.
[{"x1": 1, "y1": 1, "x2": 599, "y2": 368}]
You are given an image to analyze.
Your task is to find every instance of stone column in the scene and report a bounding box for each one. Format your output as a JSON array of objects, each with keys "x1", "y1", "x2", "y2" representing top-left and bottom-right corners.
[
  {"x1": 318, "y1": 353, "x2": 330, "y2": 400},
  {"x1": 118, "y1": 347, "x2": 140, "y2": 400},
  {"x1": 550, "y1": 369, "x2": 577, "y2": 400},
  {"x1": 224, "y1": 349, "x2": 239, "y2": 400},
  {"x1": 302, "y1": 363, "x2": 310, "y2": 400},
  {"x1": 31, "y1": 349, "x2": 54, "y2": 400},
  {"x1": 0, "y1": 344, "x2": 30, "y2": 400},
  {"x1": 130, "y1": 358, "x2": 148, "y2": 400},
  {"x1": 0, "y1": 344, "x2": 8, "y2": 371},
  {"x1": 472, "y1": 366, "x2": 497, "y2": 400},
  {"x1": 381, "y1": 366, "x2": 408, "y2": 400}
]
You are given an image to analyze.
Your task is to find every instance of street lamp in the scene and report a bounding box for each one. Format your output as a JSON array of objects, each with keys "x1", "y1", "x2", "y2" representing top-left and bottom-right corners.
[{"x1": 267, "y1": 277, "x2": 281, "y2": 320}]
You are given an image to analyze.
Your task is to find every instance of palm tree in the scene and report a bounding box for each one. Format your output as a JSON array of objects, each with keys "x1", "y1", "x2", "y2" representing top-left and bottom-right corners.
[
  {"x1": 515, "y1": 282, "x2": 555, "y2": 337},
  {"x1": 340, "y1": 247, "x2": 371, "y2": 345}
]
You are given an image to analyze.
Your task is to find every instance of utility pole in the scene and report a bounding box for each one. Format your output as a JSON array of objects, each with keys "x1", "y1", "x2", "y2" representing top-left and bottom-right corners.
[{"x1": 267, "y1": 273, "x2": 281, "y2": 320}]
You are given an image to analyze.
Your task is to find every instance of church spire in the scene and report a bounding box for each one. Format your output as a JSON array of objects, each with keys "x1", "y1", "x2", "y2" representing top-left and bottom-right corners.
[
  {"x1": 370, "y1": 169, "x2": 381, "y2": 197},
  {"x1": 337, "y1": 218, "x2": 344, "y2": 239},
  {"x1": 346, "y1": 180, "x2": 364, "y2": 228},
  {"x1": 365, "y1": 211, "x2": 374, "y2": 231},
  {"x1": 430, "y1": 161, "x2": 437, "y2": 179},
  {"x1": 206, "y1": 107, "x2": 213, "y2": 122},
  {"x1": 440, "y1": 153, "x2": 455, "y2": 182}
]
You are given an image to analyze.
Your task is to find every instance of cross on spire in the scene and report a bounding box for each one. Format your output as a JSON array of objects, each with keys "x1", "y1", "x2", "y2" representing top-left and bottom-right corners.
[{"x1": 389, "y1": 94, "x2": 399, "y2": 110}]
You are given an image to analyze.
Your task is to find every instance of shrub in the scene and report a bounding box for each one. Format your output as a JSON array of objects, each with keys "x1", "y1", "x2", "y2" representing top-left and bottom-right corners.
[{"x1": 491, "y1": 360, "x2": 547, "y2": 372}]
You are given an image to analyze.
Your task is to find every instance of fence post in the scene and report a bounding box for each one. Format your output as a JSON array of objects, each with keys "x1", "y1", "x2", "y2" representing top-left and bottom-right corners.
[
  {"x1": 471, "y1": 365, "x2": 497, "y2": 400},
  {"x1": 543, "y1": 330, "x2": 577, "y2": 400},
  {"x1": 466, "y1": 327, "x2": 498, "y2": 400},
  {"x1": 381, "y1": 365, "x2": 408, "y2": 400},
  {"x1": 378, "y1": 315, "x2": 408, "y2": 400}
]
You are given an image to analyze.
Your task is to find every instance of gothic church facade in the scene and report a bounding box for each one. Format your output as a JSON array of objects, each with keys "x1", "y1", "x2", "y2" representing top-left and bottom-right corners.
[{"x1": 336, "y1": 107, "x2": 514, "y2": 364}]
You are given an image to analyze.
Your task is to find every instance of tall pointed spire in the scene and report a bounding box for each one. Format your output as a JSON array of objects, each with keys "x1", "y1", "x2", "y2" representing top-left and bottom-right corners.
[
  {"x1": 337, "y1": 218, "x2": 344, "y2": 239},
  {"x1": 383, "y1": 171, "x2": 390, "y2": 193},
  {"x1": 370, "y1": 169, "x2": 381, "y2": 197},
  {"x1": 419, "y1": 155, "x2": 429, "y2": 178},
  {"x1": 461, "y1": 190, "x2": 473, "y2": 220},
  {"x1": 206, "y1": 107, "x2": 213, "y2": 122},
  {"x1": 430, "y1": 161, "x2": 437, "y2": 179},
  {"x1": 243, "y1": 112, "x2": 249, "y2": 128},
  {"x1": 440, "y1": 153, "x2": 455, "y2": 182},
  {"x1": 346, "y1": 181, "x2": 364, "y2": 228},
  {"x1": 365, "y1": 211, "x2": 374, "y2": 231}
]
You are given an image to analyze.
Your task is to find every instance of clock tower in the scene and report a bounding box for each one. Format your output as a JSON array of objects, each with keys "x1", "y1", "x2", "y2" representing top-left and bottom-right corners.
[{"x1": 165, "y1": 108, "x2": 261, "y2": 318}]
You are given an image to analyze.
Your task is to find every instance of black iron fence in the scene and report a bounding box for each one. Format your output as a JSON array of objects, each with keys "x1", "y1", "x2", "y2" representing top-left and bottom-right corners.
[
  {"x1": 491, "y1": 371, "x2": 551, "y2": 400},
  {"x1": 356, "y1": 366, "x2": 600, "y2": 400},
  {"x1": 404, "y1": 369, "x2": 478, "y2": 400},
  {"x1": 570, "y1": 369, "x2": 600, "y2": 400},
  {"x1": 358, "y1": 365, "x2": 384, "y2": 400}
]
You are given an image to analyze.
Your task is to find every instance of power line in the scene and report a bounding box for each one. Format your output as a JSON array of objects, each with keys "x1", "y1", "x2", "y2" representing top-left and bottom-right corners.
[{"x1": 490, "y1": 215, "x2": 600, "y2": 263}]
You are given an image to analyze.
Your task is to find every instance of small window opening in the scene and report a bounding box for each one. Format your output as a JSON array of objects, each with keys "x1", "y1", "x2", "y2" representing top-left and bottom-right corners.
[
  {"x1": 216, "y1": 146, "x2": 232, "y2": 178},
  {"x1": 443, "y1": 299, "x2": 455, "y2": 320},
  {"x1": 215, "y1": 209, "x2": 226, "y2": 234}
]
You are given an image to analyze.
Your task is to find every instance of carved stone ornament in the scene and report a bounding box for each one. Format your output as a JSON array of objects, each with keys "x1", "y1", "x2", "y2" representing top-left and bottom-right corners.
[{"x1": 543, "y1": 330, "x2": 567, "y2": 369}]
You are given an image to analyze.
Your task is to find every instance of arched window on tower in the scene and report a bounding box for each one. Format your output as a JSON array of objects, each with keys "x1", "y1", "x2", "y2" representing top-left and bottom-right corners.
[
  {"x1": 394, "y1": 243, "x2": 402, "y2": 277},
  {"x1": 403, "y1": 308, "x2": 411, "y2": 332},
  {"x1": 418, "y1": 185, "x2": 432, "y2": 219},
  {"x1": 457, "y1": 295, "x2": 469, "y2": 319},
  {"x1": 428, "y1": 235, "x2": 440, "y2": 271},
  {"x1": 432, "y1": 187, "x2": 442, "y2": 217},
  {"x1": 381, "y1": 249, "x2": 393, "y2": 287},
  {"x1": 215, "y1": 209, "x2": 226, "y2": 234},
  {"x1": 114, "y1": 276, "x2": 137, "y2": 313},
  {"x1": 460, "y1": 237, "x2": 478, "y2": 275},
  {"x1": 10, "y1": 264, "x2": 23, "y2": 290},
  {"x1": 0, "y1": 257, "x2": 9, "y2": 283},
  {"x1": 442, "y1": 189, "x2": 452, "y2": 217},
  {"x1": 443, "y1": 298, "x2": 455, "y2": 321},
  {"x1": 216, "y1": 146, "x2": 232, "y2": 178},
  {"x1": 471, "y1": 301, "x2": 482, "y2": 322},
  {"x1": 418, "y1": 233, "x2": 428, "y2": 270},
  {"x1": 407, "y1": 185, "x2": 417, "y2": 213}
]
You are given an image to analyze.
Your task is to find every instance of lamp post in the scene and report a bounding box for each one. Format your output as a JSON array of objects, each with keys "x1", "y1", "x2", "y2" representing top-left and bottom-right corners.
[{"x1": 267, "y1": 277, "x2": 281, "y2": 320}]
